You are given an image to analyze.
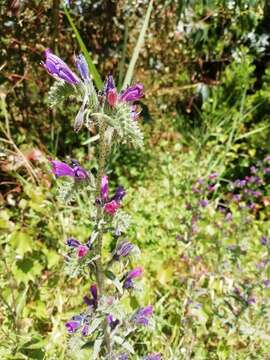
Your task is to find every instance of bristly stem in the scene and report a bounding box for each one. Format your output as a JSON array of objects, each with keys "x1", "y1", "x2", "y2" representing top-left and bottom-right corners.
[{"x1": 94, "y1": 117, "x2": 112, "y2": 358}]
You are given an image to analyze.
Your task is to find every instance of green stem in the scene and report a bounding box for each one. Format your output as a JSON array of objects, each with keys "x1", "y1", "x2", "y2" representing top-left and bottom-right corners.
[{"x1": 94, "y1": 118, "x2": 112, "y2": 358}]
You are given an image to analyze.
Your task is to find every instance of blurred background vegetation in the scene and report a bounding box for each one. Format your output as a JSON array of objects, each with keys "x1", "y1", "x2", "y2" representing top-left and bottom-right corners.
[{"x1": 1, "y1": 0, "x2": 270, "y2": 359}]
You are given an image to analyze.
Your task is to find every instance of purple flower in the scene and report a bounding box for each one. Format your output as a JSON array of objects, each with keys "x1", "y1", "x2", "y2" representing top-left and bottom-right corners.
[
  {"x1": 97, "y1": 176, "x2": 125, "y2": 216},
  {"x1": 260, "y1": 236, "x2": 268, "y2": 245},
  {"x1": 199, "y1": 199, "x2": 208, "y2": 208},
  {"x1": 209, "y1": 172, "x2": 219, "y2": 180},
  {"x1": 101, "y1": 175, "x2": 109, "y2": 200},
  {"x1": 104, "y1": 200, "x2": 119, "y2": 215},
  {"x1": 145, "y1": 354, "x2": 161, "y2": 360},
  {"x1": 77, "y1": 245, "x2": 89, "y2": 258},
  {"x1": 66, "y1": 237, "x2": 81, "y2": 248},
  {"x1": 234, "y1": 179, "x2": 246, "y2": 188},
  {"x1": 133, "y1": 305, "x2": 153, "y2": 326},
  {"x1": 65, "y1": 320, "x2": 81, "y2": 333},
  {"x1": 75, "y1": 54, "x2": 89, "y2": 81},
  {"x1": 250, "y1": 166, "x2": 257, "y2": 174},
  {"x1": 51, "y1": 160, "x2": 88, "y2": 180},
  {"x1": 111, "y1": 186, "x2": 126, "y2": 202},
  {"x1": 225, "y1": 212, "x2": 232, "y2": 221},
  {"x1": 113, "y1": 241, "x2": 134, "y2": 260},
  {"x1": 104, "y1": 75, "x2": 116, "y2": 94},
  {"x1": 84, "y1": 284, "x2": 98, "y2": 308},
  {"x1": 42, "y1": 49, "x2": 80, "y2": 85},
  {"x1": 247, "y1": 296, "x2": 256, "y2": 305},
  {"x1": 123, "y1": 267, "x2": 143, "y2": 289},
  {"x1": 107, "y1": 88, "x2": 118, "y2": 107},
  {"x1": 264, "y1": 155, "x2": 270, "y2": 163},
  {"x1": 70, "y1": 160, "x2": 88, "y2": 179},
  {"x1": 81, "y1": 323, "x2": 89, "y2": 336},
  {"x1": 107, "y1": 314, "x2": 120, "y2": 331},
  {"x1": 264, "y1": 167, "x2": 270, "y2": 174},
  {"x1": 120, "y1": 84, "x2": 144, "y2": 102},
  {"x1": 130, "y1": 104, "x2": 140, "y2": 120},
  {"x1": 51, "y1": 160, "x2": 75, "y2": 177},
  {"x1": 118, "y1": 353, "x2": 129, "y2": 360}
]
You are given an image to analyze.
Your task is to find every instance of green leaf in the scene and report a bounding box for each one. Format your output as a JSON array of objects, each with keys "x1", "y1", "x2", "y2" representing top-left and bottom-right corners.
[
  {"x1": 92, "y1": 337, "x2": 103, "y2": 360},
  {"x1": 48, "y1": 81, "x2": 75, "y2": 107},
  {"x1": 64, "y1": 6, "x2": 103, "y2": 90},
  {"x1": 10, "y1": 231, "x2": 34, "y2": 256},
  {"x1": 122, "y1": 0, "x2": 153, "y2": 88},
  {"x1": 114, "y1": 336, "x2": 134, "y2": 354}
]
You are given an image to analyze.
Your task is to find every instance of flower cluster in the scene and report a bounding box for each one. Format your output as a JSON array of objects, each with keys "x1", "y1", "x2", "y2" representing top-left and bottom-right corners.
[{"x1": 44, "y1": 50, "x2": 157, "y2": 358}]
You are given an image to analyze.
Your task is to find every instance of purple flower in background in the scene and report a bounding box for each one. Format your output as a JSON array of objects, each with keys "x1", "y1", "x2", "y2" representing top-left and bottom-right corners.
[
  {"x1": 247, "y1": 296, "x2": 256, "y2": 305},
  {"x1": 234, "y1": 179, "x2": 246, "y2": 188},
  {"x1": 199, "y1": 199, "x2": 208, "y2": 208},
  {"x1": 65, "y1": 319, "x2": 81, "y2": 333},
  {"x1": 113, "y1": 241, "x2": 134, "y2": 260},
  {"x1": 264, "y1": 155, "x2": 270, "y2": 163},
  {"x1": 120, "y1": 84, "x2": 144, "y2": 102},
  {"x1": 107, "y1": 314, "x2": 120, "y2": 331},
  {"x1": 42, "y1": 49, "x2": 80, "y2": 85},
  {"x1": 118, "y1": 353, "x2": 129, "y2": 360},
  {"x1": 145, "y1": 354, "x2": 161, "y2": 360},
  {"x1": 225, "y1": 212, "x2": 232, "y2": 221},
  {"x1": 75, "y1": 54, "x2": 89, "y2": 81},
  {"x1": 123, "y1": 267, "x2": 143, "y2": 289},
  {"x1": 250, "y1": 166, "x2": 257, "y2": 174},
  {"x1": 66, "y1": 237, "x2": 81, "y2": 248},
  {"x1": 209, "y1": 172, "x2": 219, "y2": 180},
  {"x1": 84, "y1": 284, "x2": 98, "y2": 308},
  {"x1": 133, "y1": 305, "x2": 153, "y2": 326},
  {"x1": 262, "y1": 279, "x2": 270, "y2": 287},
  {"x1": 260, "y1": 236, "x2": 268, "y2": 245}
]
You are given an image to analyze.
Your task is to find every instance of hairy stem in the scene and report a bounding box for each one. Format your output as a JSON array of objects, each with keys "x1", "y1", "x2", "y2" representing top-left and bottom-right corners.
[{"x1": 94, "y1": 118, "x2": 112, "y2": 358}]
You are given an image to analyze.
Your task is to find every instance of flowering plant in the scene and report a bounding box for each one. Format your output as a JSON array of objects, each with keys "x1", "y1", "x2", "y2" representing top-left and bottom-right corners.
[{"x1": 44, "y1": 50, "x2": 159, "y2": 359}]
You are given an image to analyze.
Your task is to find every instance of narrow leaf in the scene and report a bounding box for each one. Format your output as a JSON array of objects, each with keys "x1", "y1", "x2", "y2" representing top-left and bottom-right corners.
[
  {"x1": 64, "y1": 6, "x2": 103, "y2": 90},
  {"x1": 122, "y1": 0, "x2": 153, "y2": 88}
]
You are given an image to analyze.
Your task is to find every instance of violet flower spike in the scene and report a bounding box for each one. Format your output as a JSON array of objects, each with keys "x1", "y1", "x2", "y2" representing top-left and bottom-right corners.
[
  {"x1": 75, "y1": 54, "x2": 89, "y2": 82},
  {"x1": 133, "y1": 305, "x2": 153, "y2": 326},
  {"x1": 42, "y1": 49, "x2": 80, "y2": 85},
  {"x1": 107, "y1": 314, "x2": 120, "y2": 331},
  {"x1": 84, "y1": 284, "x2": 98, "y2": 308},
  {"x1": 101, "y1": 175, "x2": 109, "y2": 200},
  {"x1": 70, "y1": 160, "x2": 88, "y2": 180},
  {"x1": 120, "y1": 83, "x2": 144, "y2": 102},
  {"x1": 66, "y1": 237, "x2": 81, "y2": 248},
  {"x1": 114, "y1": 241, "x2": 134, "y2": 260},
  {"x1": 111, "y1": 186, "x2": 126, "y2": 203},
  {"x1": 51, "y1": 160, "x2": 75, "y2": 178},
  {"x1": 104, "y1": 75, "x2": 116, "y2": 94},
  {"x1": 123, "y1": 266, "x2": 143, "y2": 289},
  {"x1": 65, "y1": 320, "x2": 81, "y2": 333}
]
